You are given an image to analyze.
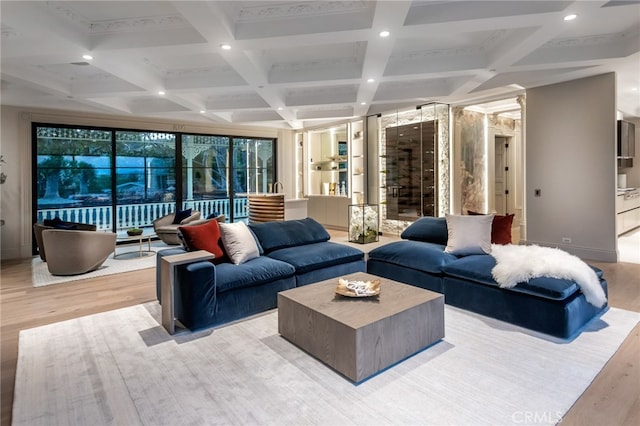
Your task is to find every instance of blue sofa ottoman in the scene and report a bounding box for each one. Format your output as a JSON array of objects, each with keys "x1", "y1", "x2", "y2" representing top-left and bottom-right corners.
[
  {"x1": 367, "y1": 216, "x2": 608, "y2": 339},
  {"x1": 156, "y1": 218, "x2": 365, "y2": 331}
]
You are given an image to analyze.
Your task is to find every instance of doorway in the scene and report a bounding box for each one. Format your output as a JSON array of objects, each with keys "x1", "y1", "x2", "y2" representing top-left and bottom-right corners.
[{"x1": 494, "y1": 136, "x2": 510, "y2": 215}]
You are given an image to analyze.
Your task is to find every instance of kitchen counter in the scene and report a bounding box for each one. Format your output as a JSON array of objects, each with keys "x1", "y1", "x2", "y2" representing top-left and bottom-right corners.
[
  {"x1": 616, "y1": 190, "x2": 640, "y2": 235},
  {"x1": 246, "y1": 194, "x2": 308, "y2": 223}
]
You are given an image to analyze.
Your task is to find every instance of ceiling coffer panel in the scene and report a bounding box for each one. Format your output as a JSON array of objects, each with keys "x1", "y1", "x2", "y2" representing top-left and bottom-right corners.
[
  {"x1": 205, "y1": 92, "x2": 270, "y2": 110},
  {"x1": 374, "y1": 78, "x2": 462, "y2": 102},
  {"x1": 296, "y1": 106, "x2": 354, "y2": 120},
  {"x1": 165, "y1": 66, "x2": 248, "y2": 90},
  {"x1": 404, "y1": 1, "x2": 572, "y2": 26},
  {"x1": 128, "y1": 97, "x2": 190, "y2": 114},
  {"x1": 231, "y1": 110, "x2": 283, "y2": 122},
  {"x1": 285, "y1": 84, "x2": 358, "y2": 106},
  {"x1": 221, "y1": 1, "x2": 376, "y2": 40}
]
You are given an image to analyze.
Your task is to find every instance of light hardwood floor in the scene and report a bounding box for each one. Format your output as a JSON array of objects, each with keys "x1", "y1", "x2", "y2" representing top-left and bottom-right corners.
[{"x1": 1, "y1": 248, "x2": 638, "y2": 426}]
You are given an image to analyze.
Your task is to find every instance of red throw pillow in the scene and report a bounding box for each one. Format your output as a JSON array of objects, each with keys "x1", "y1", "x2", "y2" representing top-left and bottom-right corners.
[
  {"x1": 467, "y1": 210, "x2": 514, "y2": 245},
  {"x1": 178, "y1": 220, "x2": 227, "y2": 263}
]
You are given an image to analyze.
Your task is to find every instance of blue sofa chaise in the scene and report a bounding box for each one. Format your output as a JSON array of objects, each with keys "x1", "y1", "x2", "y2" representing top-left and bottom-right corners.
[
  {"x1": 156, "y1": 217, "x2": 365, "y2": 331},
  {"x1": 366, "y1": 217, "x2": 608, "y2": 339}
]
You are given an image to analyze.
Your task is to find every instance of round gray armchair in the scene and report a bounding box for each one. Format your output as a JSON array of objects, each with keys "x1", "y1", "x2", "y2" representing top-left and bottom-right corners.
[
  {"x1": 153, "y1": 211, "x2": 225, "y2": 245},
  {"x1": 41, "y1": 229, "x2": 117, "y2": 276}
]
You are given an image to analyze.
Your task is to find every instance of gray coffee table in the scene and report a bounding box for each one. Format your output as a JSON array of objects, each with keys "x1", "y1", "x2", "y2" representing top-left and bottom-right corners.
[{"x1": 278, "y1": 272, "x2": 445, "y2": 382}]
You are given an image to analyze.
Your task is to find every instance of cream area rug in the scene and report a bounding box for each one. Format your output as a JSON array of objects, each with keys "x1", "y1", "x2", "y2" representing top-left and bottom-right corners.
[
  {"x1": 13, "y1": 303, "x2": 640, "y2": 426},
  {"x1": 32, "y1": 243, "x2": 173, "y2": 287}
]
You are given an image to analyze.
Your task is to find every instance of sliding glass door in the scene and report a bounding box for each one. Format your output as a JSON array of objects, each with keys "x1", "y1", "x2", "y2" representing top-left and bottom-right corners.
[
  {"x1": 232, "y1": 138, "x2": 275, "y2": 195},
  {"x1": 182, "y1": 134, "x2": 231, "y2": 219},
  {"x1": 34, "y1": 124, "x2": 277, "y2": 248},
  {"x1": 182, "y1": 135, "x2": 276, "y2": 222},
  {"x1": 35, "y1": 126, "x2": 113, "y2": 226},
  {"x1": 115, "y1": 131, "x2": 176, "y2": 228}
]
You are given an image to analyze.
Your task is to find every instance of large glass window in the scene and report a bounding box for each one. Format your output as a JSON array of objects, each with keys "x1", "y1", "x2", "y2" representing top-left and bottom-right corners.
[
  {"x1": 34, "y1": 124, "x2": 276, "y2": 244},
  {"x1": 35, "y1": 126, "x2": 113, "y2": 226},
  {"x1": 232, "y1": 138, "x2": 275, "y2": 195},
  {"x1": 182, "y1": 134, "x2": 231, "y2": 219},
  {"x1": 115, "y1": 131, "x2": 176, "y2": 228},
  {"x1": 182, "y1": 135, "x2": 275, "y2": 222}
]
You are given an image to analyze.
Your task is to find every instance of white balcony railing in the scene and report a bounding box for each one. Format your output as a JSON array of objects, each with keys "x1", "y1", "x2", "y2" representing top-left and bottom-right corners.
[{"x1": 36, "y1": 198, "x2": 249, "y2": 231}]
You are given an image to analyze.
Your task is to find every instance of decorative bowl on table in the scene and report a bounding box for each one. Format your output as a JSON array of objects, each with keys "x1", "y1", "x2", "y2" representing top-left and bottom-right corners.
[
  {"x1": 335, "y1": 278, "x2": 381, "y2": 298},
  {"x1": 126, "y1": 228, "x2": 143, "y2": 236}
]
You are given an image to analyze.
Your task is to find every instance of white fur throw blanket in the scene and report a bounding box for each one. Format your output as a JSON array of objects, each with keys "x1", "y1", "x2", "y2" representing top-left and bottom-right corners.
[{"x1": 490, "y1": 244, "x2": 607, "y2": 308}]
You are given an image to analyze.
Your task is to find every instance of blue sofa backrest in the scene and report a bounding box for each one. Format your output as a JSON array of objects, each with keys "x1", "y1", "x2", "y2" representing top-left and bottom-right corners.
[
  {"x1": 249, "y1": 217, "x2": 330, "y2": 254},
  {"x1": 400, "y1": 216, "x2": 448, "y2": 245}
]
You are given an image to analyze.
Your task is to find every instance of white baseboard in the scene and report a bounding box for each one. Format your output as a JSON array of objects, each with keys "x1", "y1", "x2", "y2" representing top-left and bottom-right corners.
[{"x1": 521, "y1": 240, "x2": 618, "y2": 263}]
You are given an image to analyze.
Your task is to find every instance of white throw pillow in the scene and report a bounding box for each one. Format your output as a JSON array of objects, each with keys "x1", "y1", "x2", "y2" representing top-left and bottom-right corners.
[
  {"x1": 219, "y1": 222, "x2": 260, "y2": 265},
  {"x1": 444, "y1": 214, "x2": 494, "y2": 255}
]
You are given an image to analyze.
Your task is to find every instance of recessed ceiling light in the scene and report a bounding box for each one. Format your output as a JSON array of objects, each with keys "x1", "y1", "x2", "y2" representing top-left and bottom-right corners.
[
  {"x1": 220, "y1": 44, "x2": 232, "y2": 50},
  {"x1": 632, "y1": 87, "x2": 638, "y2": 92},
  {"x1": 564, "y1": 14, "x2": 577, "y2": 21},
  {"x1": 360, "y1": 102, "x2": 366, "y2": 105},
  {"x1": 379, "y1": 30, "x2": 390, "y2": 37},
  {"x1": 277, "y1": 107, "x2": 283, "y2": 111},
  {"x1": 158, "y1": 91, "x2": 166, "y2": 95},
  {"x1": 199, "y1": 110, "x2": 205, "y2": 114},
  {"x1": 82, "y1": 54, "x2": 93, "y2": 60},
  {"x1": 367, "y1": 78, "x2": 375, "y2": 83}
]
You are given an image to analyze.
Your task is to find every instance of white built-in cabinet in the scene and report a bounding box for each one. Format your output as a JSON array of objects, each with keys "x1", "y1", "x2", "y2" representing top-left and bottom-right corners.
[
  {"x1": 306, "y1": 195, "x2": 351, "y2": 230},
  {"x1": 617, "y1": 194, "x2": 640, "y2": 235}
]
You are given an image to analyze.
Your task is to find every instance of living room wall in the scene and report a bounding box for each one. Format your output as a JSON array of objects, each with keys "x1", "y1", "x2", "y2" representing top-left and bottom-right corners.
[
  {"x1": 0, "y1": 106, "x2": 294, "y2": 260},
  {"x1": 525, "y1": 73, "x2": 617, "y2": 262}
]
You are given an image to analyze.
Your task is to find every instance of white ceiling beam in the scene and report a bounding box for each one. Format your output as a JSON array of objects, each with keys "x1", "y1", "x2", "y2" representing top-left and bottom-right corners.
[
  {"x1": 171, "y1": 0, "x2": 298, "y2": 128},
  {"x1": 450, "y1": 1, "x2": 611, "y2": 97},
  {"x1": 354, "y1": 0, "x2": 413, "y2": 117}
]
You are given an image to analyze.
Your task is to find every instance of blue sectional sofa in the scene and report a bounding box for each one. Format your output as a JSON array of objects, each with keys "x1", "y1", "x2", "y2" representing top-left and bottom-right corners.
[
  {"x1": 367, "y1": 217, "x2": 608, "y2": 339},
  {"x1": 156, "y1": 217, "x2": 365, "y2": 331}
]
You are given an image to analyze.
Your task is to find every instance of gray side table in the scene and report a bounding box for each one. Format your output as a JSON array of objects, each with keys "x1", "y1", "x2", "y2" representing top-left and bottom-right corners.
[{"x1": 160, "y1": 250, "x2": 214, "y2": 334}]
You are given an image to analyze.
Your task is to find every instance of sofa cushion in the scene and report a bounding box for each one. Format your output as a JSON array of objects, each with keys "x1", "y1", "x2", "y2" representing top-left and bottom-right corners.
[
  {"x1": 215, "y1": 256, "x2": 295, "y2": 293},
  {"x1": 400, "y1": 217, "x2": 448, "y2": 245},
  {"x1": 442, "y1": 255, "x2": 591, "y2": 301},
  {"x1": 43, "y1": 217, "x2": 78, "y2": 230},
  {"x1": 43, "y1": 217, "x2": 65, "y2": 227},
  {"x1": 178, "y1": 220, "x2": 226, "y2": 263},
  {"x1": 267, "y1": 242, "x2": 363, "y2": 274},
  {"x1": 367, "y1": 240, "x2": 458, "y2": 274},
  {"x1": 219, "y1": 222, "x2": 260, "y2": 265},
  {"x1": 444, "y1": 214, "x2": 493, "y2": 255},
  {"x1": 172, "y1": 208, "x2": 192, "y2": 224},
  {"x1": 249, "y1": 217, "x2": 330, "y2": 254},
  {"x1": 468, "y1": 210, "x2": 514, "y2": 245}
]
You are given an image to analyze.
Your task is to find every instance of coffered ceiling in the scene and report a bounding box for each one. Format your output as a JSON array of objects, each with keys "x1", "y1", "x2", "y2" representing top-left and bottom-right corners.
[{"x1": 1, "y1": 1, "x2": 639, "y2": 129}]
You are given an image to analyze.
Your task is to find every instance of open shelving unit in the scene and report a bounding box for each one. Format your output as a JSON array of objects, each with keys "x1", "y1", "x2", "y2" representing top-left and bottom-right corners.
[
  {"x1": 301, "y1": 119, "x2": 366, "y2": 229},
  {"x1": 350, "y1": 120, "x2": 365, "y2": 204}
]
